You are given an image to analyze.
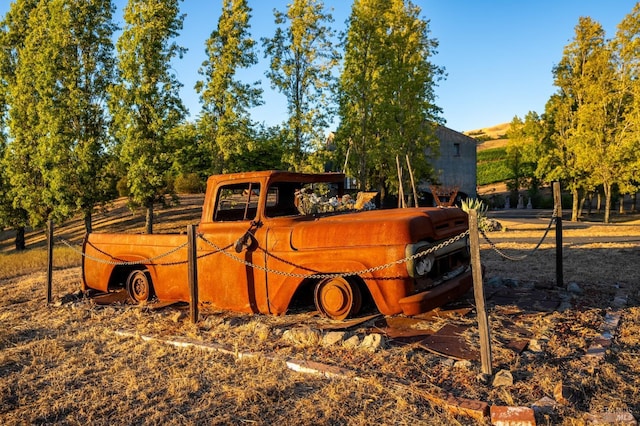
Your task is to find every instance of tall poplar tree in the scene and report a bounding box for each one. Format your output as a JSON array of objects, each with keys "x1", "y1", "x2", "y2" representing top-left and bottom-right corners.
[
  {"x1": 608, "y1": 4, "x2": 640, "y2": 217},
  {"x1": 263, "y1": 0, "x2": 339, "y2": 170},
  {"x1": 552, "y1": 17, "x2": 607, "y2": 221},
  {"x1": 110, "y1": 0, "x2": 186, "y2": 234},
  {"x1": 338, "y1": 0, "x2": 444, "y2": 200},
  {"x1": 196, "y1": 0, "x2": 262, "y2": 174},
  {"x1": 0, "y1": 0, "x2": 37, "y2": 249},
  {"x1": 3, "y1": 1, "x2": 52, "y2": 229},
  {"x1": 2, "y1": 0, "x2": 116, "y2": 234}
]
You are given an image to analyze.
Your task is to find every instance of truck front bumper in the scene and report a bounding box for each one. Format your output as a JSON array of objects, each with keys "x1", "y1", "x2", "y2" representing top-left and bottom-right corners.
[{"x1": 398, "y1": 268, "x2": 473, "y2": 316}]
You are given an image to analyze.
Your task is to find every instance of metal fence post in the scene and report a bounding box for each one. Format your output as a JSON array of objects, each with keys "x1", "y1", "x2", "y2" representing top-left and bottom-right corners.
[
  {"x1": 188, "y1": 224, "x2": 199, "y2": 323},
  {"x1": 469, "y1": 209, "x2": 492, "y2": 376},
  {"x1": 553, "y1": 182, "x2": 564, "y2": 287},
  {"x1": 47, "y1": 219, "x2": 54, "y2": 305}
]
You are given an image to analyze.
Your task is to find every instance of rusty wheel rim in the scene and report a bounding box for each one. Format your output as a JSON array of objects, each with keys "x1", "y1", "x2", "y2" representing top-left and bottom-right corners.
[
  {"x1": 314, "y1": 277, "x2": 361, "y2": 320},
  {"x1": 127, "y1": 270, "x2": 150, "y2": 303}
]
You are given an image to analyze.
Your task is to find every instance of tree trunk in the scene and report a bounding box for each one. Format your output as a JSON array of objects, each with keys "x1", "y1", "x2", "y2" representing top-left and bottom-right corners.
[
  {"x1": 587, "y1": 192, "x2": 593, "y2": 216},
  {"x1": 632, "y1": 193, "x2": 637, "y2": 213},
  {"x1": 596, "y1": 191, "x2": 602, "y2": 214},
  {"x1": 84, "y1": 209, "x2": 93, "y2": 234},
  {"x1": 145, "y1": 201, "x2": 154, "y2": 234},
  {"x1": 571, "y1": 187, "x2": 579, "y2": 222},
  {"x1": 577, "y1": 190, "x2": 587, "y2": 218},
  {"x1": 604, "y1": 183, "x2": 612, "y2": 224},
  {"x1": 619, "y1": 196, "x2": 625, "y2": 214},
  {"x1": 14, "y1": 226, "x2": 26, "y2": 251}
]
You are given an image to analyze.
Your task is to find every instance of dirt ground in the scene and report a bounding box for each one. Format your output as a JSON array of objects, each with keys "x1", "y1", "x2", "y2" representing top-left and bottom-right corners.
[{"x1": 1, "y1": 199, "x2": 639, "y2": 425}]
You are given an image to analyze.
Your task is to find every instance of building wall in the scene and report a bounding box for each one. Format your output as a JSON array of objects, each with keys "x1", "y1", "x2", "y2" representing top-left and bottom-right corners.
[{"x1": 427, "y1": 125, "x2": 477, "y2": 199}]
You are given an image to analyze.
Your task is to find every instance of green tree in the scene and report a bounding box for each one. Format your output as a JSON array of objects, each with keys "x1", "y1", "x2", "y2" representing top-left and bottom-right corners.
[
  {"x1": 51, "y1": 0, "x2": 117, "y2": 233},
  {"x1": 608, "y1": 3, "x2": 640, "y2": 217},
  {"x1": 337, "y1": 0, "x2": 444, "y2": 202},
  {"x1": 505, "y1": 112, "x2": 544, "y2": 201},
  {"x1": 262, "y1": 0, "x2": 339, "y2": 170},
  {"x1": 0, "y1": 0, "x2": 37, "y2": 249},
  {"x1": 2, "y1": 0, "x2": 117, "y2": 235},
  {"x1": 110, "y1": 0, "x2": 186, "y2": 234},
  {"x1": 3, "y1": 1, "x2": 53, "y2": 230},
  {"x1": 196, "y1": 0, "x2": 262, "y2": 174},
  {"x1": 168, "y1": 121, "x2": 209, "y2": 181},
  {"x1": 551, "y1": 17, "x2": 608, "y2": 221}
]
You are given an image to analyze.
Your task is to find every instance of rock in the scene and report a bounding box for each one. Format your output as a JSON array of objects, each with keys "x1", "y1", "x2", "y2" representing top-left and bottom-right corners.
[
  {"x1": 567, "y1": 282, "x2": 583, "y2": 294},
  {"x1": 485, "y1": 218, "x2": 502, "y2": 231},
  {"x1": 171, "y1": 311, "x2": 185, "y2": 323},
  {"x1": 454, "y1": 360, "x2": 472, "y2": 369},
  {"x1": 252, "y1": 323, "x2": 271, "y2": 340},
  {"x1": 322, "y1": 331, "x2": 347, "y2": 346},
  {"x1": 282, "y1": 327, "x2": 321, "y2": 346},
  {"x1": 528, "y1": 339, "x2": 546, "y2": 353},
  {"x1": 584, "y1": 411, "x2": 637, "y2": 425},
  {"x1": 532, "y1": 396, "x2": 558, "y2": 415},
  {"x1": 554, "y1": 381, "x2": 580, "y2": 405},
  {"x1": 342, "y1": 335, "x2": 360, "y2": 349},
  {"x1": 440, "y1": 358, "x2": 455, "y2": 367},
  {"x1": 486, "y1": 276, "x2": 503, "y2": 287},
  {"x1": 492, "y1": 369, "x2": 514, "y2": 387},
  {"x1": 360, "y1": 333, "x2": 386, "y2": 352}
]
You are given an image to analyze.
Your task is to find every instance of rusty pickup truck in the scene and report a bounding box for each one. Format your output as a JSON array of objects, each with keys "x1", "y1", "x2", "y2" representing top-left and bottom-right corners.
[{"x1": 82, "y1": 171, "x2": 472, "y2": 319}]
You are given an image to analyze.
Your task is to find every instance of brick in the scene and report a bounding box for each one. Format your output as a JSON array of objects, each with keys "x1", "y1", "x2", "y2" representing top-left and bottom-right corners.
[{"x1": 490, "y1": 406, "x2": 536, "y2": 426}]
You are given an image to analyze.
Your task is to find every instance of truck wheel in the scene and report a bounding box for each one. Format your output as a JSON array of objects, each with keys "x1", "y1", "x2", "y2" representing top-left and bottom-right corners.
[
  {"x1": 126, "y1": 269, "x2": 153, "y2": 304},
  {"x1": 314, "y1": 277, "x2": 362, "y2": 320}
]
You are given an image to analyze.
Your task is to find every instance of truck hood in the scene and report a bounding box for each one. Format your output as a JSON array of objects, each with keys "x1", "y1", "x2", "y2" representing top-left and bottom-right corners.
[{"x1": 289, "y1": 207, "x2": 468, "y2": 250}]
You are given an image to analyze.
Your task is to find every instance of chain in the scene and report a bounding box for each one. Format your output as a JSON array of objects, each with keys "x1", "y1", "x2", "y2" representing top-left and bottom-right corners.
[
  {"x1": 59, "y1": 237, "x2": 236, "y2": 267},
  {"x1": 59, "y1": 229, "x2": 468, "y2": 278},
  {"x1": 198, "y1": 231, "x2": 470, "y2": 280},
  {"x1": 59, "y1": 238, "x2": 191, "y2": 266},
  {"x1": 479, "y1": 208, "x2": 557, "y2": 261}
]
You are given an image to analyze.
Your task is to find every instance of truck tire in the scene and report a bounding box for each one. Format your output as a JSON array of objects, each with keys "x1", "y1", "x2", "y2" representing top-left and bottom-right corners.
[
  {"x1": 314, "y1": 276, "x2": 362, "y2": 320},
  {"x1": 126, "y1": 269, "x2": 153, "y2": 304}
]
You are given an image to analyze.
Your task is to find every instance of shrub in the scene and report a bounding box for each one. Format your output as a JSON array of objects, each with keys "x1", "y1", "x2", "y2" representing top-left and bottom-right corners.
[
  {"x1": 461, "y1": 198, "x2": 490, "y2": 231},
  {"x1": 174, "y1": 173, "x2": 205, "y2": 194},
  {"x1": 116, "y1": 177, "x2": 129, "y2": 197}
]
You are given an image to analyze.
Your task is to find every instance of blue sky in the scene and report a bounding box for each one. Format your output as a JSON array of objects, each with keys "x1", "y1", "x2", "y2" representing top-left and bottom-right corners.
[{"x1": 2, "y1": 1, "x2": 638, "y2": 132}]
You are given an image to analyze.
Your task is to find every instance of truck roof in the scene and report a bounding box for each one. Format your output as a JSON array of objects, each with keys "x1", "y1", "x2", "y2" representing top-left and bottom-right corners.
[{"x1": 206, "y1": 170, "x2": 346, "y2": 185}]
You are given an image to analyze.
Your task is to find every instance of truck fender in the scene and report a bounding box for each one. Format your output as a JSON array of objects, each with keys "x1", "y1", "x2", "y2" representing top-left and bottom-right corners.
[
  {"x1": 270, "y1": 260, "x2": 393, "y2": 315},
  {"x1": 104, "y1": 255, "x2": 160, "y2": 291}
]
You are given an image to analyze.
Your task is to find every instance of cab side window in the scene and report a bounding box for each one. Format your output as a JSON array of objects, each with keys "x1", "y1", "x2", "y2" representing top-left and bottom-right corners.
[
  {"x1": 264, "y1": 182, "x2": 300, "y2": 217},
  {"x1": 214, "y1": 183, "x2": 260, "y2": 222}
]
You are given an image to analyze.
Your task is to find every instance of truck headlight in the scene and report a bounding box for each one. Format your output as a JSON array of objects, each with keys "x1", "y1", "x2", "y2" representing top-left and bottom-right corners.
[{"x1": 415, "y1": 253, "x2": 435, "y2": 276}]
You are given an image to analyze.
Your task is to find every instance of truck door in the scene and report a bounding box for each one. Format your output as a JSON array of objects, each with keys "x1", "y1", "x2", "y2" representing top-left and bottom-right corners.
[{"x1": 197, "y1": 181, "x2": 268, "y2": 313}]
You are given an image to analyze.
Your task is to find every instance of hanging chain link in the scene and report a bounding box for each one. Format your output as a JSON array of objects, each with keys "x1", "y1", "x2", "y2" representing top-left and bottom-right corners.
[
  {"x1": 59, "y1": 230, "x2": 468, "y2": 278},
  {"x1": 59, "y1": 238, "x2": 190, "y2": 266},
  {"x1": 479, "y1": 207, "x2": 558, "y2": 261},
  {"x1": 59, "y1": 238, "x2": 235, "y2": 266},
  {"x1": 197, "y1": 231, "x2": 470, "y2": 280}
]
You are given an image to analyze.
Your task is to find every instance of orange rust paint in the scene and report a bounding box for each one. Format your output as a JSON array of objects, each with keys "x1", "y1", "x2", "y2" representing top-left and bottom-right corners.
[{"x1": 82, "y1": 171, "x2": 471, "y2": 319}]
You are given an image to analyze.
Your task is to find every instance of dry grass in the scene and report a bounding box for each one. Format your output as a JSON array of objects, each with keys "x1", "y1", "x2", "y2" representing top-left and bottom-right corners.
[{"x1": 1, "y1": 198, "x2": 640, "y2": 424}]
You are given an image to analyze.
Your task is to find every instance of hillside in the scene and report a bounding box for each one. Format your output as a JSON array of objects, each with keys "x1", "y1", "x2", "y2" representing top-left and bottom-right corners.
[
  {"x1": 464, "y1": 123, "x2": 511, "y2": 193},
  {"x1": 464, "y1": 122, "x2": 510, "y2": 151}
]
